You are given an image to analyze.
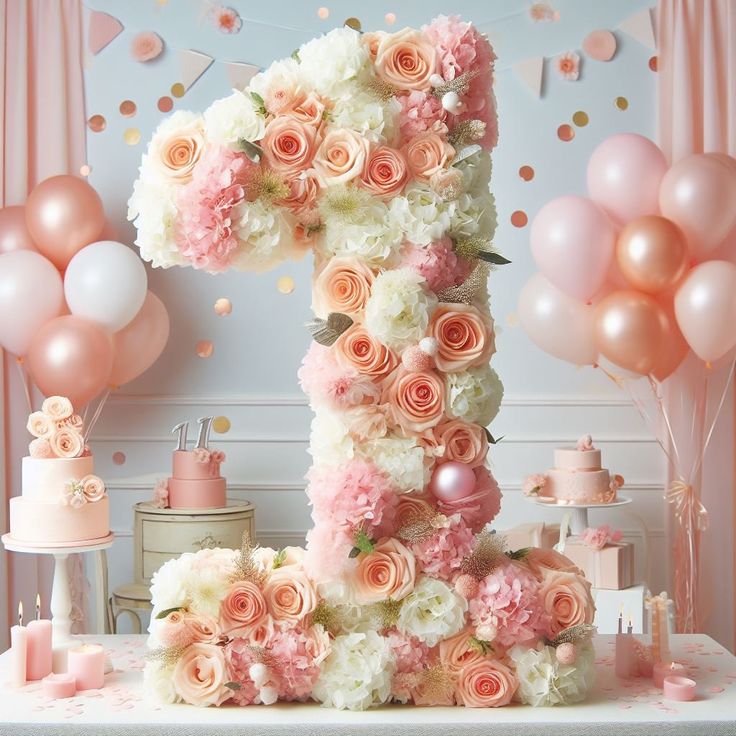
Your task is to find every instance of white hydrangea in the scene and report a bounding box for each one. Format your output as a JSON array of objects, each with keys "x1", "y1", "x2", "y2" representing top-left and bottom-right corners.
[
  {"x1": 330, "y1": 91, "x2": 401, "y2": 143},
  {"x1": 396, "y1": 576, "x2": 467, "y2": 647},
  {"x1": 232, "y1": 200, "x2": 293, "y2": 272},
  {"x1": 143, "y1": 661, "x2": 180, "y2": 705},
  {"x1": 308, "y1": 409, "x2": 355, "y2": 465},
  {"x1": 454, "y1": 148, "x2": 493, "y2": 195},
  {"x1": 387, "y1": 185, "x2": 455, "y2": 245},
  {"x1": 364, "y1": 269, "x2": 437, "y2": 350},
  {"x1": 359, "y1": 436, "x2": 430, "y2": 494},
  {"x1": 450, "y1": 190, "x2": 497, "y2": 241},
  {"x1": 509, "y1": 642, "x2": 596, "y2": 707},
  {"x1": 446, "y1": 365, "x2": 504, "y2": 426},
  {"x1": 312, "y1": 631, "x2": 395, "y2": 710},
  {"x1": 203, "y1": 90, "x2": 265, "y2": 145},
  {"x1": 298, "y1": 28, "x2": 370, "y2": 97}
]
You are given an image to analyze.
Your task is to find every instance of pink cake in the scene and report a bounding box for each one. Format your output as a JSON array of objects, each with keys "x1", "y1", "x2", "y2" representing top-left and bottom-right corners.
[{"x1": 9, "y1": 397, "x2": 109, "y2": 545}]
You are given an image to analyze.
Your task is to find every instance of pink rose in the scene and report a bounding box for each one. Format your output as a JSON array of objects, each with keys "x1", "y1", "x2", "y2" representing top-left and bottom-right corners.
[
  {"x1": 282, "y1": 93, "x2": 326, "y2": 127},
  {"x1": 153, "y1": 478, "x2": 169, "y2": 509},
  {"x1": 581, "y1": 524, "x2": 622, "y2": 551},
  {"x1": 455, "y1": 658, "x2": 517, "y2": 707},
  {"x1": 576, "y1": 434, "x2": 594, "y2": 451},
  {"x1": 538, "y1": 569, "x2": 596, "y2": 638},
  {"x1": 27, "y1": 411, "x2": 53, "y2": 439},
  {"x1": 352, "y1": 537, "x2": 416, "y2": 604},
  {"x1": 158, "y1": 610, "x2": 219, "y2": 649},
  {"x1": 172, "y1": 643, "x2": 230, "y2": 707},
  {"x1": 382, "y1": 369, "x2": 445, "y2": 434},
  {"x1": 28, "y1": 438, "x2": 53, "y2": 458},
  {"x1": 434, "y1": 419, "x2": 488, "y2": 467},
  {"x1": 276, "y1": 170, "x2": 321, "y2": 223},
  {"x1": 56, "y1": 414, "x2": 84, "y2": 432},
  {"x1": 188, "y1": 613, "x2": 221, "y2": 644},
  {"x1": 153, "y1": 118, "x2": 205, "y2": 182},
  {"x1": 403, "y1": 127, "x2": 454, "y2": 182},
  {"x1": 521, "y1": 473, "x2": 547, "y2": 497},
  {"x1": 193, "y1": 448, "x2": 211, "y2": 464},
  {"x1": 334, "y1": 325, "x2": 398, "y2": 381},
  {"x1": 439, "y1": 627, "x2": 485, "y2": 677},
  {"x1": 313, "y1": 128, "x2": 369, "y2": 185},
  {"x1": 131, "y1": 31, "x2": 164, "y2": 62},
  {"x1": 41, "y1": 396, "x2": 73, "y2": 421},
  {"x1": 262, "y1": 115, "x2": 320, "y2": 176},
  {"x1": 375, "y1": 28, "x2": 438, "y2": 91},
  {"x1": 313, "y1": 257, "x2": 375, "y2": 319},
  {"x1": 81, "y1": 474, "x2": 106, "y2": 503},
  {"x1": 49, "y1": 428, "x2": 84, "y2": 458},
  {"x1": 263, "y1": 566, "x2": 318, "y2": 623},
  {"x1": 520, "y1": 547, "x2": 584, "y2": 581},
  {"x1": 219, "y1": 581, "x2": 269, "y2": 633},
  {"x1": 359, "y1": 145, "x2": 408, "y2": 198}
]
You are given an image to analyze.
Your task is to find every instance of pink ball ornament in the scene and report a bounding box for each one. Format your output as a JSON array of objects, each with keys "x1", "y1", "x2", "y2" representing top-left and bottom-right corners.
[
  {"x1": 555, "y1": 642, "x2": 577, "y2": 665},
  {"x1": 454, "y1": 573, "x2": 479, "y2": 599},
  {"x1": 430, "y1": 461, "x2": 477, "y2": 503}
]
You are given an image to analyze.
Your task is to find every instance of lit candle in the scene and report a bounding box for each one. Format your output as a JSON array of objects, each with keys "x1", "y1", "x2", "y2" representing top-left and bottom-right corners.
[
  {"x1": 67, "y1": 643, "x2": 105, "y2": 690},
  {"x1": 663, "y1": 675, "x2": 697, "y2": 702},
  {"x1": 41, "y1": 673, "x2": 76, "y2": 699},
  {"x1": 26, "y1": 594, "x2": 52, "y2": 681},
  {"x1": 617, "y1": 603, "x2": 623, "y2": 635},
  {"x1": 653, "y1": 660, "x2": 687, "y2": 688},
  {"x1": 615, "y1": 613, "x2": 636, "y2": 680},
  {"x1": 626, "y1": 614, "x2": 633, "y2": 634},
  {"x1": 10, "y1": 602, "x2": 27, "y2": 688}
]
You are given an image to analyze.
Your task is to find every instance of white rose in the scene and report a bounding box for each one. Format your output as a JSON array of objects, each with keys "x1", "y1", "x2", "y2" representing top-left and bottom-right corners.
[
  {"x1": 248, "y1": 58, "x2": 302, "y2": 108},
  {"x1": 298, "y1": 28, "x2": 370, "y2": 96},
  {"x1": 359, "y1": 436, "x2": 430, "y2": 494},
  {"x1": 144, "y1": 661, "x2": 180, "y2": 704},
  {"x1": 446, "y1": 365, "x2": 504, "y2": 426},
  {"x1": 387, "y1": 185, "x2": 455, "y2": 245},
  {"x1": 204, "y1": 90, "x2": 265, "y2": 145}
]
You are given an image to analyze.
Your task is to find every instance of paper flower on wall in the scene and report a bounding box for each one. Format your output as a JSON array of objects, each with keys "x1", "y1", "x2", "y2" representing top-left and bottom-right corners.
[
  {"x1": 556, "y1": 51, "x2": 580, "y2": 81},
  {"x1": 131, "y1": 31, "x2": 164, "y2": 62},
  {"x1": 529, "y1": 2, "x2": 559, "y2": 23},
  {"x1": 211, "y1": 5, "x2": 242, "y2": 34}
]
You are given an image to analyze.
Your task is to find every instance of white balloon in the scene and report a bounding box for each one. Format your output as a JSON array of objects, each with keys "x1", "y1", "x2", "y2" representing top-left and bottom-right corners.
[{"x1": 64, "y1": 241, "x2": 147, "y2": 332}]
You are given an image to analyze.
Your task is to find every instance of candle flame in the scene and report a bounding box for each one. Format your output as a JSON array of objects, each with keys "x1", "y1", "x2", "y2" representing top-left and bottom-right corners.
[
  {"x1": 36, "y1": 593, "x2": 41, "y2": 619},
  {"x1": 18, "y1": 601, "x2": 23, "y2": 626}
]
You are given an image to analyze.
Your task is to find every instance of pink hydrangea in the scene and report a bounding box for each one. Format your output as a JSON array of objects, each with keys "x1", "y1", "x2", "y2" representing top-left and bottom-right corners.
[
  {"x1": 398, "y1": 91, "x2": 447, "y2": 141},
  {"x1": 387, "y1": 630, "x2": 429, "y2": 673},
  {"x1": 410, "y1": 514, "x2": 475, "y2": 581},
  {"x1": 303, "y1": 524, "x2": 356, "y2": 582},
  {"x1": 437, "y1": 466, "x2": 502, "y2": 533},
  {"x1": 468, "y1": 561, "x2": 548, "y2": 647},
  {"x1": 269, "y1": 625, "x2": 328, "y2": 701},
  {"x1": 224, "y1": 637, "x2": 261, "y2": 705},
  {"x1": 521, "y1": 473, "x2": 546, "y2": 497},
  {"x1": 153, "y1": 478, "x2": 169, "y2": 509},
  {"x1": 399, "y1": 237, "x2": 472, "y2": 293}
]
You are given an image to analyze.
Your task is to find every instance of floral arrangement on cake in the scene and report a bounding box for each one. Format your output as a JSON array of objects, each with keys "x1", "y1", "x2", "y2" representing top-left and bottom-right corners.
[{"x1": 134, "y1": 16, "x2": 597, "y2": 710}]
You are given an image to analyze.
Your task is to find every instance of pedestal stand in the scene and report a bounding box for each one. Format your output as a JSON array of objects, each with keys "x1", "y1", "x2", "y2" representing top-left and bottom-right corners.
[{"x1": 526, "y1": 496, "x2": 632, "y2": 535}]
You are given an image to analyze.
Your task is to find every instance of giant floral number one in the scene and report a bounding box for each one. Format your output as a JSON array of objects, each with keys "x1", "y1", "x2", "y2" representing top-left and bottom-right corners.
[{"x1": 131, "y1": 17, "x2": 597, "y2": 711}]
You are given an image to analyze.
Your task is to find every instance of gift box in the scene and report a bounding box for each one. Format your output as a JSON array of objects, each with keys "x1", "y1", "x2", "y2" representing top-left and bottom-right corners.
[
  {"x1": 503, "y1": 522, "x2": 560, "y2": 552},
  {"x1": 563, "y1": 536, "x2": 635, "y2": 590}
]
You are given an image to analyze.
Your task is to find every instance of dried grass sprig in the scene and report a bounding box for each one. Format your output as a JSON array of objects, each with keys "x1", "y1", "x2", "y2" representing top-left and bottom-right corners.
[{"x1": 460, "y1": 529, "x2": 506, "y2": 580}]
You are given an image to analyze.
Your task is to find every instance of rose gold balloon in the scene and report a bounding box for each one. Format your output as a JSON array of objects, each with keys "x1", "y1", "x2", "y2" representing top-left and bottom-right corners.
[
  {"x1": 651, "y1": 302, "x2": 689, "y2": 381},
  {"x1": 616, "y1": 215, "x2": 688, "y2": 294},
  {"x1": 28, "y1": 315, "x2": 113, "y2": 409},
  {"x1": 25, "y1": 176, "x2": 106, "y2": 269},
  {"x1": 594, "y1": 291, "x2": 666, "y2": 375},
  {"x1": 0, "y1": 206, "x2": 37, "y2": 254}
]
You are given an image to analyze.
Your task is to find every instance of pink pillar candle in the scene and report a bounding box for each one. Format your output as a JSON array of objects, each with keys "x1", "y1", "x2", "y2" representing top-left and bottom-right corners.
[
  {"x1": 42, "y1": 673, "x2": 76, "y2": 699},
  {"x1": 67, "y1": 644, "x2": 105, "y2": 690},
  {"x1": 26, "y1": 619, "x2": 53, "y2": 681},
  {"x1": 10, "y1": 624, "x2": 27, "y2": 688},
  {"x1": 614, "y1": 633, "x2": 636, "y2": 679},
  {"x1": 653, "y1": 660, "x2": 687, "y2": 689},
  {"x1": 663, "y1": 675, "x2": 697, "y2": 701}
]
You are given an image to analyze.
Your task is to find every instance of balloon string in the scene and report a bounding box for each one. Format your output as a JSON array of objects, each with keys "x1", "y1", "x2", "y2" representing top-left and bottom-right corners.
[
  {"x1": 84, "y1": 389, "x2": 110, "y2": 443},
  {"x1": 14, "y1": 360, "x2": 33, "y2": 414}
]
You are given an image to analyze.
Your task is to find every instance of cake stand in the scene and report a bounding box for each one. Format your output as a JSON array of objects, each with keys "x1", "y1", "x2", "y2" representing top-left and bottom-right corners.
[
  {"x1": 2, "y1": 532, "x2": 114, "y2": 672},
  {"x1": 526, "y1": 496, "x2": 632, "y2": 535}
]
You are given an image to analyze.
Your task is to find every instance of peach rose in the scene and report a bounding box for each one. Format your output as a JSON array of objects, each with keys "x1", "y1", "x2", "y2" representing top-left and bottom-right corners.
[
  {"x1": 241, "y1": 614, "x2": 275, "y2": 647},
  {"x1": 158, "y1": 610, "x2": 218, "y2": 649},
  {"x1": 538, "y1": 569, "x2": 595, "y2": 638},
  {"x1": 434, "y1": 419, "x2": 488, "y2": 467},
  {"x1": 403, "y1": 127, "x2": 455, "y2": 183},
  {"x1": 313, "y1": 128, "x2": 369, "y2": 185},
  {"x1": 382, "y1": 369, "x2": 445, "y2": 434},
  {"x1": 363, "y1": 31, "x2": 387, "y2": 60},
  {"x1": 455, "y1": 658, "x2": 518, "y2": 708},
  {"x1": 359, "y1": 145, "x2": 408, "y2": 199},
  {"x1": 439, "y1": 627, "x2": 485, "y2": 677},
  {"x1": 28, "y1": 438, "x2": 53, "y2": 458},
  {"x1": 154, "y1": 118, "x2": 205, "y2": 182},
  {"x1": 282, "y1": 93, "x2": 326, "y2": 127},
  {"x1": 313, "y1": 257, "x2": 375, "y2": 318},
  {"x1": 276, "y1": 171, "x2": 321, "y2": 223},
  {"x1": 41, "y1": 396, "x2": 73, "y2": 421},
  {"x1": 172, "y1": 643, "x2": 230, "y2": 707},
  {"x1": 352, "y1": 537, "x2": 416, "y2": 604},
  {"x1": 430, "y1": 167, "x2": 464, "y2": 200},
  {"x1": 375, "y1": 28, "x2": 438, "y2": 91},
  {"x1": 261, "y1": 115, "x2": 320, "y2": 176},
  {"x1": 27, "y1": 411, "x2": 53, "y2": 439},
  {"x1": 430, "y1": 303, "x2": 496, "y2": 372},
  {"x1": 49, "y1": 428, "x2": 84, "y2": 458},
  {"x1": 81, "y1": 474, "x2": 106, "y2": 503},
  {"x1": 334, "y1": 325, "x2": 399, "y2": 381},
  {"x1": 219, "y1": 581, "x2": 269, "y2": 633},
  {"x1": 520, "y1": 548, "x2": 584, "y2": 581},
  {"x1": 187, "y1": 613, "x2": 220, "y2": 643},
  {"x1": 263, "y1": 566, "x2": 318, "y2": 622}
]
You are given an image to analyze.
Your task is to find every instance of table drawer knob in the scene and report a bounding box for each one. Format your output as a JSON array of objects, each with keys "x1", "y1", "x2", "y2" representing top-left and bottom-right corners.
[{"x1": 193, "y1": 532, "x2": 222, "y2": 550}]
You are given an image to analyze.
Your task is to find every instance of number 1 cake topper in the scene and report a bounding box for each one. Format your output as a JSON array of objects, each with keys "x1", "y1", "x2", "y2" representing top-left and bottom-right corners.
[{"x1": 171, "y1": 421, "x2": 188, "y2": 451}]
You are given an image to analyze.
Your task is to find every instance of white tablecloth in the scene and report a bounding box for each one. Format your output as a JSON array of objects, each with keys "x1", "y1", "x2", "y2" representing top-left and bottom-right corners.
[{"x1": 1, "y1": 634, "x2": 735, "y2": 735}]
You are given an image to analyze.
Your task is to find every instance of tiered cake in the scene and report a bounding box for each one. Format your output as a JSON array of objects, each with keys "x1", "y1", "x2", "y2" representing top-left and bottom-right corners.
[{"x1": 9, "y1": 397, "x2": 109, "y2": 545}]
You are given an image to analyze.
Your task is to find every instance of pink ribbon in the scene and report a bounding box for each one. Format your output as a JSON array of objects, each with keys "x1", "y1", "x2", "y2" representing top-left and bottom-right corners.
[{"x1": 665, "y1": 480, "x2": 709, "y2": 532}]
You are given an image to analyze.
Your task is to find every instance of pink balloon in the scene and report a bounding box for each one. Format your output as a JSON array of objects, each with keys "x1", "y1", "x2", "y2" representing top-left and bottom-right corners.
[
  {"x1": 0, "y1": 251, "x2": 64, "y2": 355},
  {"x1": 587, "y1": 134, "x2": 668, "y2": 223},
  {"x1": 518, "y1": 273, "x2": 598, "y2": 365},
  {"x1": 430, "y1": 462, "x2": 477, "y2": 503},
  {"x1": 530, "y1": 195, "x2": 615, "y2": 302},
  {"x1": 110, "y1": 291, "x2": 170, "y2": 386},
  {"x1": 660, "y1": 154, "x2": 736, "y2": 260},
  {"x1": 674, "y1": 260, "x2": 736, "y2": 363},
  {"x1": 0, "y1": 206, "x2": 37, "y2": 254},
  {"x1": 28, "y1": 316, "x2": 113, "y2": 409}
]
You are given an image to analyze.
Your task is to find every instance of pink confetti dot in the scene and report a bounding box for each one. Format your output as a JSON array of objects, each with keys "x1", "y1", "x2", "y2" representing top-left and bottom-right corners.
[
  {"x1": 710, "y1": 686, "x2": 725, "y2": 693},
  {"x1": 318, "y1": 7, "x2": 329, "y2": 19},
  {"x1": 112, "y1": 451, "x2": 126, "y2": 465},
  {"x1": 385, "y1": 12, "x2": 396, "y2": 25},
  {"x1": 196, "y1": 340, "x2": 214, "y2": 358}
]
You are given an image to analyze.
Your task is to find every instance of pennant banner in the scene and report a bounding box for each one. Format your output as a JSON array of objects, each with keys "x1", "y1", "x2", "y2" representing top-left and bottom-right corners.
[
  {"x1": 88, "y1": 10, "x2": 124, "y2": 55},
  {"x1": 223, "y1": 61, "x2": 261, "y2": 90},
  {"x1": 512, "y1": 56, "x2": 545, "y2": 98},
  {"x1": 178, "y1": 49, "x2": 215, "y2": 91},
  {"x1": 618, "y1": 7, "x2": 655, "y2": 49}
]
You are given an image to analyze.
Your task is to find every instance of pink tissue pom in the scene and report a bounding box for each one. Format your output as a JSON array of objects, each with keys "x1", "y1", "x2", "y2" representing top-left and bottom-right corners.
[
  {"x1": 211, "y1": 5, "x2": 242, "y2": 34},
  {"x1": 131, "y1": 31, "x2": 164, "y2": 63}
]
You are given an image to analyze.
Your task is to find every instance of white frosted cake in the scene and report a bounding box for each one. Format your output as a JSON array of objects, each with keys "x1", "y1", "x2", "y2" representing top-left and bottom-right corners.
[{"x1": 8, "y1": 396, "x2": 109, "y2": 545}]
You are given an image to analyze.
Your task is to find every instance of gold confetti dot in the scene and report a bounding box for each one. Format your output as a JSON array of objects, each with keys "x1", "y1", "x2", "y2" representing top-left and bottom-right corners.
[
  {"x1": 519, "y1": 165, "x2": 535, "y2": 181},
  {"x1": 385, "y1": 12, "x2": 397, "y2": 25},
  {"x1": 615, "y1": 96, "x2": 629, "y2": 110},
  {"x1": 214, "y1": 297, "x2": 232, "y2": 316},
  {"x1": 511, "y1": 210, "x2": 528, "y2": 228},
  {"x1": 572, "y1": 110, "x2": 589, "y2": 127},
  {"x1": 112, "y1": 451, "x2": 126, "y2": 465},
  {"x1": 124, "y1": 127, "x2": 141, "y2": 145},
  {"x1": 649, "y1": 56, "x2": 658, "y2": 72},
  {"x1": 277, "y1": 275, "x2": 295, "y2": 294},
  {"x1": 212, "y1": 416, "x2": 231, "y2": 434},
  {"x1": 87, "y1": 114, "x2": 106, "y2": 133},
  {"x1": 119, "y1": 100, "x2": 137, "y2": 117},
  {"x1": 557, "y1": 124, "x2": 575, "y2": 142},
  {"x1": 196, "y1": 340, "x2": 214, "y2": 358},
  {"x1": 344, "y1": 17, "x2": 361, "y2": 31},
  {"x1": 318, "y1": 6, "x2": 329, "y2": 19},
  {"x1": 171, "y1": 82, "x2": 186, "y2": 98},
  {"x1": 79, "y1": 164, "x2": 92, "y2": 177}
]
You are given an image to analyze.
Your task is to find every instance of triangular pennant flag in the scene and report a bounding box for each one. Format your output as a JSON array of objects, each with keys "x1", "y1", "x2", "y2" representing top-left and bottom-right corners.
[
  {"x1": 618, "y1": 7, "x2": 655, "y2": 49},
  {"x1": 88, "y1": 10, "x2": 124, "y2": 55},
  {"x1": 512, "y1": 57, "x2": 544, "y2": 98},
  {"x1": 223, "y1": 61, "x2": 260, "y2": 90},
  {"x1": 178, "y1": 49, "x2": 215, "y2": 92}
]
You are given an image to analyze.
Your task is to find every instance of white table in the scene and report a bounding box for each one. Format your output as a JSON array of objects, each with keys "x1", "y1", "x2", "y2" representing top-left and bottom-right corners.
[{"x1": 1, "y1": 634, "x2": 735, "y2": 735}]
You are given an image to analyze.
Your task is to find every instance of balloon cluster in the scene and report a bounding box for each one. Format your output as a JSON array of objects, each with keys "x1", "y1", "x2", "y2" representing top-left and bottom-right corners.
[
  {"x1": 520, "y1": 134, "x2": 736, "y2": 378},
  {"x1": 0, "y1": 176, "x2": 170, "y2": 408}
]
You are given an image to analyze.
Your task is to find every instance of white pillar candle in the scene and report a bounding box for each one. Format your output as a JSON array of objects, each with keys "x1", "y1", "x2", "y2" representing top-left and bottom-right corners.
[{"x1": 10, "y1": 602, "x2": 27, "y2": 688}]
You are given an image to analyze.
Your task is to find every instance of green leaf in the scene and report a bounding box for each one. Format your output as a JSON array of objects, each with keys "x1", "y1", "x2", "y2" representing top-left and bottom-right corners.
[
  {"x1": 291, "y1": 49, "x2": 300, "y2": 62},
  {"x1": 348, "y1": 546, "x2": 361, "y2": 559},
  {"x1": 484, "y1": 428, "x2": 505, "y2": 445},
  {"x1": 237, "y1": 138, "x2": 264, "y2": 163},
  {"x1": 468, "y1": 636, "x2": 493, "y2": 655},
  {"x1": 272, "y1": 548, "x2": 287, "y2": 569},
  {"x1": 505, "y1": 547, "x2": 531, "y2": 561},
  {"x1": 478, "y1": 251, "x2": 512, "y2": 266},
  {"x1": 155, "y1": 606, "x2": 183, "y2": 620},
  {"x1": 249, "y1": 91, "x2": 267, "y2": 116},
  {"x1": 354, "y1": 529, "x2": 375, "y2": 555},
  {"x1": 225, "y1": 681, "x2": 242, "y2": 691}
]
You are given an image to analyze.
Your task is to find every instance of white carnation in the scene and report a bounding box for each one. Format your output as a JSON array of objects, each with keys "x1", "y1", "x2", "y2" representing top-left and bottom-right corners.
[
  {"x1": 364, "y1": 269, "x2": 437, "y2": 350},
  {"x1": 144, "y1": 661, "x2": 180, "y2": 705},
  {"x1": 204, "y1": 90, "x2": 265, "y2": 145},
  {"x1": 388, "y1": 185, "x2": 455, "y2": 245},
  {"x1": 359, "y1": 435, "x2": 430, "y2": 494},
  {"x1": 396, "y1": 576, "x2": 467, "y2": 647},
  {"x1": 308, "y1": 409, "x2": 354, "y2": 465},
  {"x1": 232, "y1": 199, "x2": 293, "y2": 272},
  {"x1": 446, "y1": 365, "x2": 503, "y2": 426},
  {"x1": 298, "y1": 28, "x2": 370, "y2": 97},
  {"x1": 330, "y1": 91, "x2": 400, "y2": 143},
  {"x1": 248, "y1": 58, "x2": 302, "y2": 105},
  {"x1": 312, "y1": 631, "x2": 395, "y2": 710}
]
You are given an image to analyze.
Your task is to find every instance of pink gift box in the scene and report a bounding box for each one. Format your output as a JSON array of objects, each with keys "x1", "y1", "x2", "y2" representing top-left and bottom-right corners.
[
  {"x1": 563, "y1": 536, "x2": 635, "y2": 590},
  {"x1": 503, "y1": 523, "x2": 560, "y2": 552}
]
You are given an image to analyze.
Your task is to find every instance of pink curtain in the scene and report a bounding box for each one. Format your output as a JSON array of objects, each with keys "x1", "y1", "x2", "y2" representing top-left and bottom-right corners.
[
  {"x1": 658, "y1": 0, "x2": 736, "y2": 646},
  {"x1": 0, "y1": 0, "x2": 87, "y2": 648}
]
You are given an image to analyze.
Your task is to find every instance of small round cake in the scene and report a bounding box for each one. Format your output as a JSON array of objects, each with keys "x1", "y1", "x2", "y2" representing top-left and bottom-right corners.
[{"x1": 167, "y1": 449, "x2": 227, "y2": 509}]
